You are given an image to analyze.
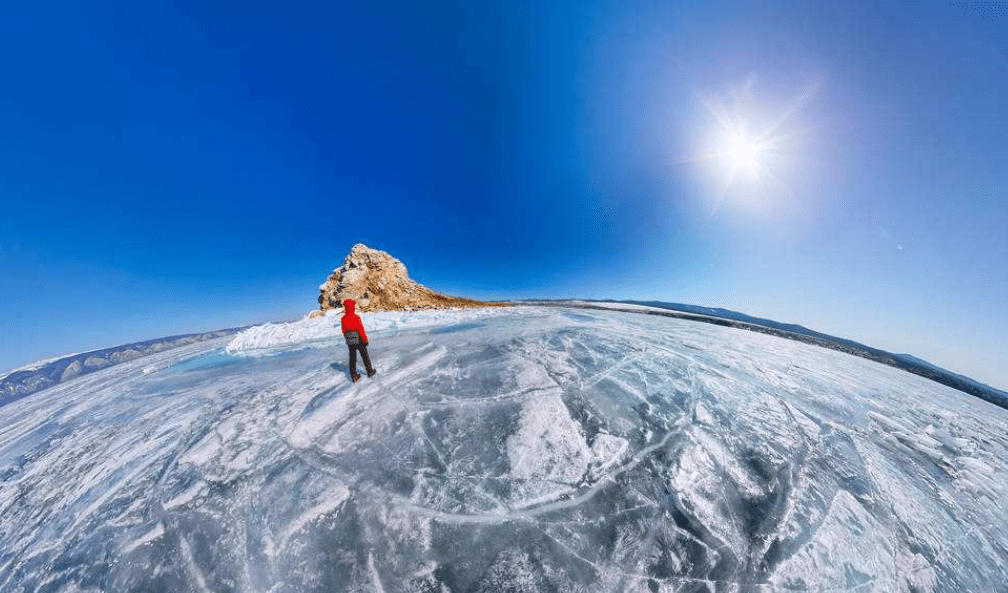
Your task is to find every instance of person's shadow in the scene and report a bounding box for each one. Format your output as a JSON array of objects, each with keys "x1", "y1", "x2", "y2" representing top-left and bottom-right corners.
[{"x1": 329, "y1": 362, "x2": 350, "y2": 375}]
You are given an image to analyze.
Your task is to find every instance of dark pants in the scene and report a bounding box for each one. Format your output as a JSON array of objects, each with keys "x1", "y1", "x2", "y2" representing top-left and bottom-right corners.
[{"x1": 348, "y1": 343, "x2": 374, "y2": 375}]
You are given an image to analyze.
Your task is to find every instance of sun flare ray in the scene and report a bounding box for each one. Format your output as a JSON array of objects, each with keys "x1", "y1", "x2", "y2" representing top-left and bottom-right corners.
[{"x1": 680, "y1": 75, "x2": 824, "y2": 214}]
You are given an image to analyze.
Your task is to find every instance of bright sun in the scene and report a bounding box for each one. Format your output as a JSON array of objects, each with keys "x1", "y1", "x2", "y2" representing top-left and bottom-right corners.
[
  {"x1": 684, "y1": 77, "x2": 823, "y2": 203},
  {"x1": 728, "y1": 135, "x2": 759, "y2": 172}
]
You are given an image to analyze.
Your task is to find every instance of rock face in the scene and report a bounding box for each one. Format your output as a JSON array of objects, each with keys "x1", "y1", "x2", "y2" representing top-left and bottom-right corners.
[{"x1": 318, "y1": 244, "x2": 503, "y2": 313}]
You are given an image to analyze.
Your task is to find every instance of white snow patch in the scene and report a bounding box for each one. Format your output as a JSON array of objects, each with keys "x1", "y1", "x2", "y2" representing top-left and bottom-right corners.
[
  {"x1": 281, "y1": 483, "x2": 351, "y2": 542},
  {"x1": 179, "y1": 535, "x2": 212, "y2": 593},
  {"x1": 122, "y1": 523, "x2": 165, "y2": 554},
  {"x1": 771, "y1": 490, "x2": 897, "y2": 590},
  {"x1": 368, "y1": 551, "x2": 387, "y2": 593},
  {"x1": 178, "y1": 433, "x2": 220, "y2": 467},
  {"x1": 589, "y1": 433, "x2": 630, "y2": 478},
  {"x1": 225, "y1": 307, "x2": 523, "y2": 354},
  {"x1": 896, "y1": 548, "x2": 938, "y2": 593},
  {"x1": 693, "y1": 401, "x2": 716, "y2": 425},
  {"x1": 507, "y1": 392, "x2": 590, "y2": 502},
  {"x1": 164, "y1": 482, "x2": 205, "y2": 510}
]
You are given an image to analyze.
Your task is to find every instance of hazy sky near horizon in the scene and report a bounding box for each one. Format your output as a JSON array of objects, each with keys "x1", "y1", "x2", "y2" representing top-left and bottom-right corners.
[{"x1": 1, "y1": 1, "x2": 1006, "y2": 389}]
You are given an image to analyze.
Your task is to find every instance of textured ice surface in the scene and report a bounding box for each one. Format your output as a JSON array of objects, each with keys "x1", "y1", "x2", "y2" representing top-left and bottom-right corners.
[{"x1": 1, "y1": 307, "x2": 1007, "y2": 592}]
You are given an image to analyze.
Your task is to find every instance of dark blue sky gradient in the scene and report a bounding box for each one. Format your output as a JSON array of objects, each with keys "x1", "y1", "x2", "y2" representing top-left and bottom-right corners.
[{"x1": 1, "y1": 1, "x2": 1006, "y2": 388}]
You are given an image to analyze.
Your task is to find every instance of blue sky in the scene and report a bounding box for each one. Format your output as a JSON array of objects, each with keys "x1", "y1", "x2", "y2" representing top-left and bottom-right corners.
[{"x1": 1, "y1": 1, "x2": 1006, "y2": 389}]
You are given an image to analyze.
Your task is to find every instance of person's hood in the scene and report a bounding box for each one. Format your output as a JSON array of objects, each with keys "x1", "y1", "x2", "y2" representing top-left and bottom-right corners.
[{"x1": 343, "y1": 299, "x2": 356, "y2": 315}]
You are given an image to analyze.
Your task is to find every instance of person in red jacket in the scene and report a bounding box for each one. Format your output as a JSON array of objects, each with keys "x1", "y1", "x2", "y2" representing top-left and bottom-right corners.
[{"x1": 340, "y1": 299, "x2": 376, "y2": 382}]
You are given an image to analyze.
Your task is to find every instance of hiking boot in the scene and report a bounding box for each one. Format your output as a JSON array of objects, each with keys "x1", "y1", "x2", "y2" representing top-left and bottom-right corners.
[
  {"x1": 351, "y1": 372, "x2": 361, "y2": 383},
  {"x1": 366, "y1": 368, "x2": 377, "y2": 378}
]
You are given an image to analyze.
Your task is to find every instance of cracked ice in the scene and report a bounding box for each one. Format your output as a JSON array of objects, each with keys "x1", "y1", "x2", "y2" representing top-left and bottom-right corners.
[{"x1": 1, "y1": 307, "x2": 1006, "y2": 591}]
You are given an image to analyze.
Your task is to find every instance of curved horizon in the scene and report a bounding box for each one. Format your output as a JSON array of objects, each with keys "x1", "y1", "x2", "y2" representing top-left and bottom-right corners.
[{"x1": 2, "y1": 2, "x2": 1006, "y2": 390}]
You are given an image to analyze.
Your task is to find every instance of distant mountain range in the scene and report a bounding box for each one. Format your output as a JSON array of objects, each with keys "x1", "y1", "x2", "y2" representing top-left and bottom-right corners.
[
  {"x1": 0, "y1": 329, "x2": 243, "y2": 409},
  {"x1": 523, "y1": 299, "x2": 1008, "y2": 411}
]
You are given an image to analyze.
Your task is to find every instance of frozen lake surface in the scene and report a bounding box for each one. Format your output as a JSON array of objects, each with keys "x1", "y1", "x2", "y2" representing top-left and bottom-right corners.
[{"x1": 1, "y1": 307, "x2": 1006, "y2": 591}]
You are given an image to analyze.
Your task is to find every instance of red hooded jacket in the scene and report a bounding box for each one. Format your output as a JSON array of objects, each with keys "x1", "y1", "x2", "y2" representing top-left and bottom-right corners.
[{"x1": 340, "y1": 299, "x2": 368, "y2": 344}]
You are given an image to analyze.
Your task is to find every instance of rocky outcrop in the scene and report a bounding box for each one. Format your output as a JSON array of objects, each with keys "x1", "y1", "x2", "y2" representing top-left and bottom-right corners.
[{"x1": 318, "y1": 244, "x2": 506, "y2": 313}]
